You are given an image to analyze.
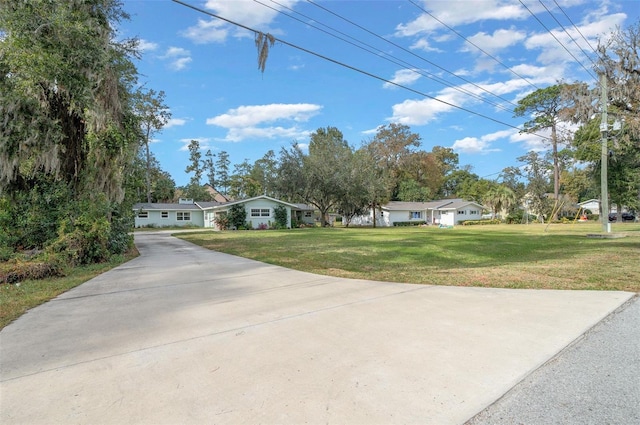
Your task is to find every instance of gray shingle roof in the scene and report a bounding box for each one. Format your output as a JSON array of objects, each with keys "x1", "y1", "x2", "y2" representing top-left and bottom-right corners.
[{"x1": 382, "y1": 199, "x2": 485, "y2": 211}]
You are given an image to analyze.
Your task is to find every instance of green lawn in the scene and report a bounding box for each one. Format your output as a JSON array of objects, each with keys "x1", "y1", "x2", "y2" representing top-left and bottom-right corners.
[{"x1": 178, "y1": 223, "x2": 640, "y2": 292}]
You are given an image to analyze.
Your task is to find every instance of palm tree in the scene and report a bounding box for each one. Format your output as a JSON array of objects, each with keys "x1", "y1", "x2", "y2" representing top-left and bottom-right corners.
[{"x1": 484, "y1": 185, "x2": 517, "y2": 220}]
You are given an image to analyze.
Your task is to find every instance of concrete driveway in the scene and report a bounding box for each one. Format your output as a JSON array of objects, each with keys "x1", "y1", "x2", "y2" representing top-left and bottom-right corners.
[{"x1": 0, "y1": 232, "x2": 634, "y2": 424}]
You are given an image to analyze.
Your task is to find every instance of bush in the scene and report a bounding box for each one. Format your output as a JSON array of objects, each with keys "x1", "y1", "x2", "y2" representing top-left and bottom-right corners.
[
  {"x1": 214, "y1": 215, "x2": 230, "y2": 230},
  {"x1": 0, "y1": 258, "x2": 65, "y2": 284},
  {"x1": 460, "y1": 219, "x2": 501, "y2": 225},
  {"x1": 273, "y1": 205, "x2": 288, "y2": 229},
  {"x1": 393, "y1": 221, "x2": 427, "y2": 227},
  {"x1": 228, "y1": 204, "x2": 247, "y2": 230}
]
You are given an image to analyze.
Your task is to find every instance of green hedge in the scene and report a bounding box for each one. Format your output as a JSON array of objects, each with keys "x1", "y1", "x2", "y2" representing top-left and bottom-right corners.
[
  {"x1": 393, "y1": 221, "x2": 427, "y2": 227},
  {"x1": 460, "y1": 219, "x2": 501, "y2": 226}
]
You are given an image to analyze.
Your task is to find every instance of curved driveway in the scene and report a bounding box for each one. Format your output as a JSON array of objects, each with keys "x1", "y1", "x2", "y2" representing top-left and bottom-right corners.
[{"x1": 0, "y1": 231, "x2": 634, "y2": 424}]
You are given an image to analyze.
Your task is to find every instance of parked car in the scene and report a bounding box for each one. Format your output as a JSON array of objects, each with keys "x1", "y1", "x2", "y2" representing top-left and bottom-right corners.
[{"x1": 608, "y1": 212, "x2": 636, "y2": 222}]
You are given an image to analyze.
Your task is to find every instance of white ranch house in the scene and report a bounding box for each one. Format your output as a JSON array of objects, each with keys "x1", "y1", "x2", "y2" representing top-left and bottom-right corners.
[
  {"x1": 350, "y1": 199, "x2": 486, "y2": 227},
  {"x1": 134, "y1": 195, "x2": 315, "y2": 229}
]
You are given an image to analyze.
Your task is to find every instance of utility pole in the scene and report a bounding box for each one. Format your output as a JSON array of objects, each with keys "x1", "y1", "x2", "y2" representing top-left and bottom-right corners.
[{"x1": 599, "y1": 73, "x2": 610, "y2": 233}]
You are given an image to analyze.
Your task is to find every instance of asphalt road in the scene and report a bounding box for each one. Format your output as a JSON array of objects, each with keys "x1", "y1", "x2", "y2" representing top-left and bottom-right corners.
[
  {"x1": 0, "y1": 231, "x2": 635, "y2": 424},
  {"x1": 467, "y1": 295, "x2": 640, "y2": 425}
]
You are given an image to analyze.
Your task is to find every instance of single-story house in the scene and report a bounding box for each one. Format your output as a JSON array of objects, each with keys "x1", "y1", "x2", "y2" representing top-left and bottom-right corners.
[
  {"x1": 134, "y1": 195, "x2": 311, "y2": 230},
  {"x1": 350, "y1": 199, "x2": 486, "y2": 227},
  {"x1": 577, "y1": 199, "x2": 600, "y2": 215}
]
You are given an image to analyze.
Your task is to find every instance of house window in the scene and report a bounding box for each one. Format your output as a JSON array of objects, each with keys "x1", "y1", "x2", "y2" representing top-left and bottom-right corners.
[
  {"x1": 458, "y1": 210, "x2": 466, "y2": 215},
  {"x1": 251, "y1": 208, "x2": 270, "y2": 217},
  {"x1": 469, "y1": 210, "x2": 478, "y2": 215},
  {"x1": 410, "y1": 211, "x2": 422, "y2": 219},
  {"x1": 177, "y1": 212, "x2": 191, "y2": 221},
  {"x1": 161, "y1": 211, "x2": 169, "y2": 219},
  {"x1": 137, "y1": 211, "x2": 148, "y2": 219},
  {"x1": 304, "y1": 211, "x2": 312, "y2": 218}
]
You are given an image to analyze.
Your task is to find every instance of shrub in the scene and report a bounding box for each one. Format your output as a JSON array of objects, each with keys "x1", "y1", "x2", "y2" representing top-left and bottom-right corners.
[
  {"x1": 228, "y1": 204, "x2": 247, "y2": 230},
  {"x1": 460, "y1": 219, "x2": 501, "y2": 226},
  {"x1": 0, "y1": 258, "x2": 65, "y2": 284},
  {"x1": 393, "y1": 221, "x2": 427, "y2": 227},
  {"x1": 214, "y1": 215, "x2": 230, "y2": 230},
  {"x1": 273, "y1": 205, "x2": 288, "y2": 229}
]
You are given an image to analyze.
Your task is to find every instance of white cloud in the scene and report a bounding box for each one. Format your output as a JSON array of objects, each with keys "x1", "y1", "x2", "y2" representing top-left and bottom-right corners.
[
  {"x1": 395, "y1": 1, "x2": 528, "y2": 37},
  {"x1": 452, "y1": 129, "x2": 511, "y2": 154},
  {"x1": 165, "y1": 118, "x2": 187, "y2": 129},
  {"x1": 137, "y1": 39, "x2": 158, "y2": 52},
  {"x1": 463, "y1": 28, "x2": 527, "y2": 55},
  {"x1": 410, "y1": 38, "x2": 442, "y2": 52},
  {"x1": 171, "y1": 57, "x2": 192, "y2": 71},
  {"x1": 383, "y1": 69, "x2": 422, "y2": 89},
  {"x1": 509, "y1": 129, "x2": 550, "y2": 152},
  {"x1": 160, "y1": 47, "x2": 192, "y2": 71},
  {"x1": 181, "y1": 18, "x2": 229, "y2": 44},
  {"x1": 182, "y1": 0, "x2": 300, "y2": 44},
  {"x1": 387, "y1": 76, "x2": 538, "y2": 125},
  {"x1": 206, "y1": 103, "x2": 322, "y2": 142},
  {"x1": 179, "y1": 137, "x2": 212, "y2": 151},
  {"x1": 524, "y1": 12, "x2": 626, "y2": 65}
]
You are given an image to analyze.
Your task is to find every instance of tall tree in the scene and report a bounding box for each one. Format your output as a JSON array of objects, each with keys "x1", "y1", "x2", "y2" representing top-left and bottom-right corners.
[
  {"x1": 229, "y1": 159, "x2": 260, "y2": 199},
  {"x1": 185, "y1": 140, "x2": 203, "y2": 187},
  {"x1": 134, "y1": 88, "x2": 170, "y2": 203},
  {"x1": 305, "y1": 127, "x2": 353, "y2": 226},
  {"x1": 275, "y1": 143, "x2": 307, "y2": 202},
  {"x1": 597, "y1": 21, "x2": 640, "y2": 140},
  {"x1": 574, "y1": 119, "x2": 640, "y2": 216},
  {"x1": 0, "y1": 0, "x2": 138, "y2": 197},
  {"x1": 203, "y1": 149, "x2": 216, "y2": 187},
  {"x1": 183, "y1": 139, "x2": 212, "y2": 201},
  {"x1": 518, "y1": 151, "x2": 553, "y2": 222},
  {"x1": 441, "y1": 168, "x2": 478, "y2": 199},
  {"x1": 215, "y1": 150, "x2": 231, "y2": 195},
  {"x1": 251, "y1": 150, "x2": 278, "y2": 196},
  {"x1": 366, "y1": 123, "x2": 421, "y2": 199},
  {"x1": 0, "y1": 0, "x2": 141, "y2": 259},
  {"x1": 514, "y1": 84, "x2": 574, "y2": 220}
]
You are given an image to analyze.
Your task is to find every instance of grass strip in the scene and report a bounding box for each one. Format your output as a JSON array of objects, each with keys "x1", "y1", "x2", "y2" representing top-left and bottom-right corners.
[{"x1": 0, "y1": 250, "x2": 138, "y2": 329}]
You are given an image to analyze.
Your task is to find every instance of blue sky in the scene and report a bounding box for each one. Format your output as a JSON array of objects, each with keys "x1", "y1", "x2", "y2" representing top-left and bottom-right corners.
[{"x1": 119, "y1": 0, "x2": 639, "y2": 187}]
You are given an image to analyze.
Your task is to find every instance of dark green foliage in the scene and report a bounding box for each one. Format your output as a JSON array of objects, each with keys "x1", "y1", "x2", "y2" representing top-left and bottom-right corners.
[
  {"x1": 392, "y1": 221, "x2": 427, "y2": 227},
  {"x1": 228, "y1": 203, "x2": 247, "y2": 230},
  {"x1": 273, "y1": 205, "x2": 288, "y2": 229}
]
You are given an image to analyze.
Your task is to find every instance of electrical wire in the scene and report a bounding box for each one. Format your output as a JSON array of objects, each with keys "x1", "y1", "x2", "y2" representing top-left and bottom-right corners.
[
  {"x1": 518, "y1": 0, "x2": 597, "y2": 83},
  {"x1": 258, "y1": 0, "x2": 514, "y2": 113},
  {"x1": 170, "y1": 0, "x2": 550, "y2": 142},
  {"x1": 305, "y1": 0, "x2": 519, "y2": 109},
  {"x1": 551, "y1": 0, "x2": 600, "y2": 59},
  {"x1": 407, "y1": 0, "x2": 541, "y2": 92},
  {"x1": 537, "y1": 0, "x2": 598, "y2": 76}
]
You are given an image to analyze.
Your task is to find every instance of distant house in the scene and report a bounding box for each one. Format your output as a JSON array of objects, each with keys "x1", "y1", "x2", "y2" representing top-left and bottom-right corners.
[
  {"x1": 203, "y1": 184, "x2": 231, "y2": 203},
  {"x1": 134, "y1": 195, "x2": 309, "y2": 229},
  {"x1": 350, "y1": 199, "x2": 486, "y2": 227},
  {"x1": 577, "y1": 199, "x2": 600, "y2": 215}
]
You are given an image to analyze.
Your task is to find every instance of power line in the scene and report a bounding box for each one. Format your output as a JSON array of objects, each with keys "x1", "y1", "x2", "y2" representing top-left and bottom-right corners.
[
  {"x1": 537, "y1": 0, "x2": 599, "y2": 77},
  {"x1": 407, "y1": 0, "x2": 541, "y2": 93},
  {"x1": 170, "y1": 0, "x2": 549, "y2": 141},
  {"x1": 551, "y1": 0, "x2": 600, "y2": 59},
  {"x1": 257, "y1": 0, "x2": 514, "y2": 114},
  {"x1": 518, "y1": 0, "x2": 597, "y2": 83},
  {"x1": 305, "y1": 0, "x2": 519, "y2": 109}
]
